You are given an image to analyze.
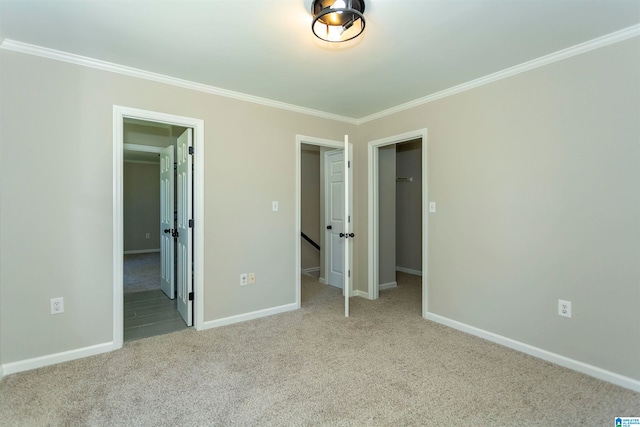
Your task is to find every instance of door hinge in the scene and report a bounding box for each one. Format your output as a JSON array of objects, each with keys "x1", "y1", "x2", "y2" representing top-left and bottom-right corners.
[
  {"x1": 348, "y1": 161, "x2": 351, "y2": 168},
  {"x1": 189, "y1": 219, "x2": 194, "y2": 228},
  {"x1": 348, "y1": 270, "x2": 351, "y2": 278},
  {"x1": 188, "y1": 292, "x2": 194, "y2": 301},
  {"x1": 188, "y1": 146, "x2": 194, "y2": 155}
]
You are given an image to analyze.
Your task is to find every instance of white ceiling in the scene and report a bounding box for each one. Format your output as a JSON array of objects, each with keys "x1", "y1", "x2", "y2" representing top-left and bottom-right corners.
[{"x1": 1, "y1": 0, "x2": 639, "y2": 120}]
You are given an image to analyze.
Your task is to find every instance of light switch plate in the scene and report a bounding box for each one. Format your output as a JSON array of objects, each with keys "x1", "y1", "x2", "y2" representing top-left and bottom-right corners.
[
  {"x1": 272, "y1": 201, "x2": 279, "y2": 212},
  {"x1": 429, "y1": 202, "x2": 436, "y2": 213}
]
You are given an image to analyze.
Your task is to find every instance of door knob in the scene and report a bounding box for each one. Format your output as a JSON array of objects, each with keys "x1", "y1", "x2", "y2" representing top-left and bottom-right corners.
[
  {"x1": 326, "y1": 225, "x2": 332, "y2": 230},
  {"x1": 164, "y1": 229, "x2": 171, "y2": 233},
  {"x1": 348, "y1": 233, "x2": 355, "y2": 238},
  {"x1": 339, "y1": 233, "x2": 345, "y2": 237}
]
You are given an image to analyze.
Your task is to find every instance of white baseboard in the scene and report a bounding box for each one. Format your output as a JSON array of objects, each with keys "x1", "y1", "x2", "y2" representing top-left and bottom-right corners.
[
  {"x1": 319, "y1": 277, "x2": 327, "y2": 285},
  {"x1": 424, "y1": 312, "x2": 640, "y2": 392},
  {"x1": 124, "y1": 249, "x2": 160, "y2": 255},
  {"x1": 1, "y1": 342, "x2": 115, "y2": 376},
  {"x1": 351, "y1": 290, "x2": 369, "y2": 298},
  {"x1": 379, "y1": 281, "x2": 398, "y2": 291},
  {"x1": 302, "y1": 267, "x2": 320, "y2": 276},
  {"x1": 201, "y1": 303, "x2": 298, "y2": 330},
  {"x1": 396, "y1": 266, "x2": 422, "y2": 276}
]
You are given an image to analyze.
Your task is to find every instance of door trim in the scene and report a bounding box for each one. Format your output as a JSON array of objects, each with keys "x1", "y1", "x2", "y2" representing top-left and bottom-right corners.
[
  {"x1": 113, "y1": 105, "x2": 205, "y2": 349},
  {"x1": 367, "y1": 129, "x2": 428, "y2": 318},
  {"x1": 295, "y1": 135, "x2": 351, "y2": 310}
]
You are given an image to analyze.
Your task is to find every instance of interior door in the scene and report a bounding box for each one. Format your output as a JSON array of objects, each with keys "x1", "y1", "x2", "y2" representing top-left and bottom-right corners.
[
  {"x1": 176, "y1": 129, "x2": 193, "y2": 326},
  {"x1": 343, "y1": 135, "x2": 351, "y2": 317},
  {"x1": 325, "y1": 149, "x2": 345, "y2": 290},
  {"x1": 160, "y1": 145, "x2": 175, "y2": 299}
]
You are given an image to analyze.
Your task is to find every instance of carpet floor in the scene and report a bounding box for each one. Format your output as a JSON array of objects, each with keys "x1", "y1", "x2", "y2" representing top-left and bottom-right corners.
[
  {"x1": 1, "y1": 273, "x2": 638, "y2": 426},
  {"x1": 124, "y1": 253, "x2": 161, "y2": 293}
]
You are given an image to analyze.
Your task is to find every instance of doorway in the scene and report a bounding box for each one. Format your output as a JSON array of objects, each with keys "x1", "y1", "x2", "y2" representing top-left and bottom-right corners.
[
  {"x1": 296, "y1": 135, "x2": 353, "y2": 316},
  {"x1": 113, "y1": 106, "x2": 205, "y2": 350},
  {"x1": 368, "y1": 129, "x2": 428, "y2": 318},
  {"x1": 122, "y1": 120, "x2": 189, "y2": 341}
]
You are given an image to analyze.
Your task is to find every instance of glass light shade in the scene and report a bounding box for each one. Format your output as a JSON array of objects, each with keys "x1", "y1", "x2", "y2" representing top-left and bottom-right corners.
[{"x1": 311, "y1": 0, "x2": 366, "y2": 42}]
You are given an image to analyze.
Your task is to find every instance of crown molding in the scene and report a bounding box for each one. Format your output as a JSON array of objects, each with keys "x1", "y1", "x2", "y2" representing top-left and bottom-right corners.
[
  {"x1": 2, "y1": 24, "x2": 638, "y2": 126},
  {"x1": 356, "y1": 24, "x2": 640, "y2": 124},
  {"x1": 0, "y1": 39, "x2": 358, "y2": 125}
]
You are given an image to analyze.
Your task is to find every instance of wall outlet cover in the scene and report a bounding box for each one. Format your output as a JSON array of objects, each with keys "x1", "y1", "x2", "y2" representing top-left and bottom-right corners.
[
  {"x1": 50, "y1": 297, "x2": 64, "y2": 314},
  {"x1": 558, "y1": 299, "x2": 572, "y2": 318}
]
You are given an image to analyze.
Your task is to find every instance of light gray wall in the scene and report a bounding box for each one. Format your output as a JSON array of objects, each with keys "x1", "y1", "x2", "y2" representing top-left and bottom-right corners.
[
  {"x1": 1, "y1": 35, "x2": 638, "y2": 384},
  {"x1": 0, "y1": 49, "x2": 356, "y2": 364},
  {"x1": 396, "y1": 140, "x2": 422, "y2": 272},
  {"x1": 300, "y1": 146, "x2": 321, "y2": 270},
  {"x1": 123, "y1": 162, "x2": 161, "y2": 252},
  {"x1": 355, "y1": 37, "x2": 640, "y2": 381},
  {"x1": 378, "y1": 145, "x2": 396, "y2": 285}
]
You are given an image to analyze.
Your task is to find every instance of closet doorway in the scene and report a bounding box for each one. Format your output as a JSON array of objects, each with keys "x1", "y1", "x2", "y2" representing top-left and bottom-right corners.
[{"x1": 368, "y1": 129, "x2": 428, "y2": 317}]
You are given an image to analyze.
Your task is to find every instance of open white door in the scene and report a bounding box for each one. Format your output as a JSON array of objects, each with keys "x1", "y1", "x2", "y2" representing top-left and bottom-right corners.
[
  {"x1": 325, "y1": 149, "x2": 345, "y2": 290},
  {"x1": 343, "y1": 135, "x2": 351, "y2": 317},
  {"x1": 176, "y1": 129, "x2": 193, "y2": 326},
  {"x1": 160, "y1": 145, "x2": 175, "y2": 299}
]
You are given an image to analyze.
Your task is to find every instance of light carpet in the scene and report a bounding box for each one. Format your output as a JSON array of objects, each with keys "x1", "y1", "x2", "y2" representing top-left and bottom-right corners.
[
  {"x1": 123, "y1": 253, "x2": 161, "y2": 293},
  {"x1": 1, "y1": 273, "x2": 638, "y2": 426}
]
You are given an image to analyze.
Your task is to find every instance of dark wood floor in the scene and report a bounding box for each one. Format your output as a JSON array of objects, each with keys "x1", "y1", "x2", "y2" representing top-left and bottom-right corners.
[{"x1": 124, "y1": 290, "x2": 187, "y2": 342}]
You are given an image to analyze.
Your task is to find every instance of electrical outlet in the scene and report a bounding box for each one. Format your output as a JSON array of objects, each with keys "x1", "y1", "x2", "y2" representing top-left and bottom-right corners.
[
  {"x1": 558, "y1": 299, "x2": 571, "y2": 318},
  {"x1": 248, "y1": 273, "x2": 256, "y2": 284},
  {"x1": 145, "y1": 233, "x2": 150, "y2": 239},
  {"x1": 240, "y1": 273, "x2": 248, "y2": 286},
  {"x1": 50, "y1": 297, "x2": 64, "y2": 315}
]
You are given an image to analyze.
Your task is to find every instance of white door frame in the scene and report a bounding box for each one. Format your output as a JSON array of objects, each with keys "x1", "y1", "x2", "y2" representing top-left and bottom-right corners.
[
  {"x1": 368, "y1": 129, "x2": 428, "y2": 318},
  {"x1": 295, "y1": 135, "x2": 352, "y2": 309},
  {"x1": 113, "y1": 105, "x2": 205, "y2": 349}
]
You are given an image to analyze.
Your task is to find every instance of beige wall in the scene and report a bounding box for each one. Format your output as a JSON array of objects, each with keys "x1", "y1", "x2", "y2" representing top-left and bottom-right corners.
[
  {"x1": 1, "y1": 36, "x2": 638, "y2": 383},
  {"x1": 0, "y1": 50, "x2": 355, "y2": 364},
  {"x1": 396, "y1": 140, "x2": 422, "y2": 272},
  {"x1": 378, "y1": 145, "x2": 396, "y2": 285},
  {"x1": 300, "y1": 146, "x2": 321, "y2": 270},
  {"x1": 355, "y1": 37, "x2": 640, "y2": 380},
  {"x1": 123, "y1": 162, "x2": 161, "y2": 252}
]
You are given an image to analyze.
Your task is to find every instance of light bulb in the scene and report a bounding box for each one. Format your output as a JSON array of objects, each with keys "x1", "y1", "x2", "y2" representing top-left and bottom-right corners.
[
  {"x1": 332, "y1": 0, "x2": 346, "y2": 9},
  {"x1": 327, "y1": 25, "x2": 345, "y2": 41}
]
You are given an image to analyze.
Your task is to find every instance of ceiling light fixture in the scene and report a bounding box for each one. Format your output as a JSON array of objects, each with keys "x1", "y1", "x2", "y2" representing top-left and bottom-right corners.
[{"x1": 311, "y1": 0, "x2": 366, "y2": 43}]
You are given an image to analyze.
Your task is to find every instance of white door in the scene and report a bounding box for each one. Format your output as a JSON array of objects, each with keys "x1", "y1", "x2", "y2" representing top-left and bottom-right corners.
[
  {"x1": 176, "y1": 129, "x2": 193, "y2": 326},
  {"x1": 325, "y1": 149, "x2": 345, "y2": 290},
  {"x1": 343, "y1": 136, "x2": 351, "y2": 317},
  {"x1": 160, "y1": 145, "x2": 175, "y2": 299}
]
